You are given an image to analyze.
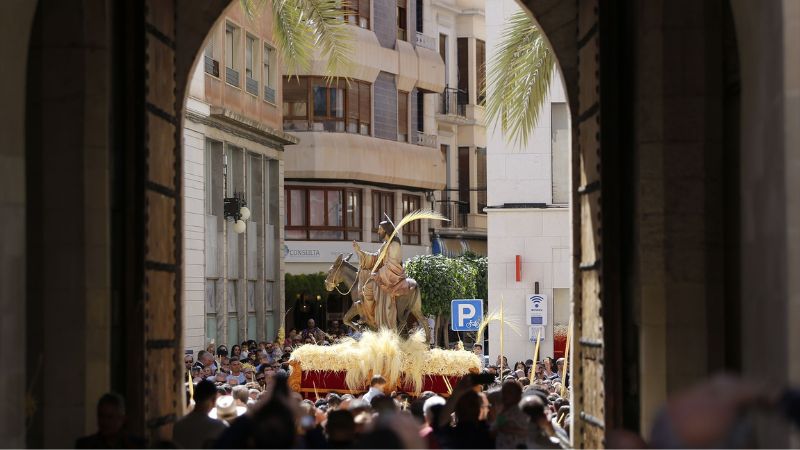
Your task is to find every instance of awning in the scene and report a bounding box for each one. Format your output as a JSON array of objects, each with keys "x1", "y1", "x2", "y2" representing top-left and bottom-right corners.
[{"x1": 432, "y1": 237, "x2": 487, "y2": 257}]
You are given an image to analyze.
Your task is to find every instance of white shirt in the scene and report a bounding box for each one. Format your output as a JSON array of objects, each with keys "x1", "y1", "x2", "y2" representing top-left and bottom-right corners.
[{"x1": 362, "y1": 386, "x2": 384, "y2": 405}]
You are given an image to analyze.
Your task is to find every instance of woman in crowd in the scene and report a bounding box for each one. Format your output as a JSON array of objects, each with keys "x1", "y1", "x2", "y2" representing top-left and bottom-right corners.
[
  {"x1": 230, "y1": 345, "x2": 242, "y2": 361},
  {"x1": 543, "y1": 357, "x2": 558, "y2": 379}
]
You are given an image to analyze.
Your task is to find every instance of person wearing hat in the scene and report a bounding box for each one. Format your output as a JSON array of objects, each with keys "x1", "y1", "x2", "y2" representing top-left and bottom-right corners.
[
  {"x1": 208, "y1": 395, "x2": 247, "y2": 425},
  {"x1": 173, "y1": 380, "x2": 227, "y2": 449}
]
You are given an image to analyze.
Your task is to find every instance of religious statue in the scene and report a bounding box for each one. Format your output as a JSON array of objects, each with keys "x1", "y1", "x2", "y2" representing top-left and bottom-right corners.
[{"x1": 352, "y1": 218, "x2": 416, "y2": 330}]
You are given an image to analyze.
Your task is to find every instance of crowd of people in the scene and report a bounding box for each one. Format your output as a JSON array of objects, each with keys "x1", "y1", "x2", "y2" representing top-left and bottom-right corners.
[
  {"x1": 168, "y1": 324, "x2": 574, "y2": 449},
  {"x1": 75, "y1": 317, "x2": 800, "y2": 449},
  {"x1": 174, "y1": 361, "x2": 571, "y2": 449}
]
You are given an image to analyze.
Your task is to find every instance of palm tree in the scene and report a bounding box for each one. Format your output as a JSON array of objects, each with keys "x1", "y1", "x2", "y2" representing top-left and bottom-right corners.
[
  {"x1": 240, "y1": 0, "x2": 352, "y2": 76},
  {"x1": 484, "y1": 11, "x2": 555, "y2": 147}
]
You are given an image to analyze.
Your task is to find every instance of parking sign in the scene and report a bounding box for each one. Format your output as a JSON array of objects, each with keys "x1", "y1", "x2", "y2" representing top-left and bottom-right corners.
[{"x1": 451, "y1": 299, "x2": 483, "y2": 331}]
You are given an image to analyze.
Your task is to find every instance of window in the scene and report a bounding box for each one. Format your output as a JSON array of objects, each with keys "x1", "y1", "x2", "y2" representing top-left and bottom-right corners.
[
  {"x1": 245, "y1": 34, "x2": 258, "y2": 95},
  {"x1": 263, "y1": 44, "x2": 276, "y2": 103},
  {"x1": 204, "y1": 37, "x2": 220, "y2": 77},
  {"x1": 417, "y1": 91, "x2": 424, "y2": 133},
  {"x1": 402, "y1": 194, "x2": 421, "y2": 244},
  {"x1": 439, "y1": 34, "x2": 448, "y2": 85},
  {"x1": 313, "y1": 79, "x2": 345, "y2": 131},
  {"x1": 457, "y1": 37, "x2": 469, "y2": 99},
  {"x1": 415, "y1": 0, "x2": 423, "y2": 33},
  {"x1": 476, "y1": 39, "x2": 486, "y2": 105},
  {"x1": 205, "y1": 139, "x2": 223, "y2": 216},
  {"x1": 551, "y1": 103, "x2": 570, "y2": 204},
  {"x1": 458, "y1": 147, "x2": 471, "y2": 214},
  {"x1": 476, "y1": 148, "x2": 487, "y2": 213},
  {"x1": 398, "y1": 91, "x2": 409, "y2": 142},
  {"x1": 285, "y1": 186, "x2": 362, "y2": 241},
  {"x1": 345, "y1": 0, "x2": 370, "y2": 29},
  {"x1": 372, "y1": 191, "x2": 395, "y2": 242},
  {"x1": 205, "y1": 281, "x2": 218, "y2": 343},
  {"x1": 225, "y1": 23, "x2": 241, "y2": 87},
  {"x1": 283, "y1": 76, "x2": 371, "y2": 135},
  {"x1": 283, "y1": 77, "x2": 309, "y2": 130},
  {"x1": 397, "y1": 0, "x2": 407, "y2": 41}
]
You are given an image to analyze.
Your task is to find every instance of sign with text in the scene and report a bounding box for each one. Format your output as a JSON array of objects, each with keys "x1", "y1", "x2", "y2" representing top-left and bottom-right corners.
[
  {"x1": 451, "y1": 299, "x2": 483, "y2": 331},
  {"x1": 527, "y1": 293, "x2": 548, "y2": 326}
]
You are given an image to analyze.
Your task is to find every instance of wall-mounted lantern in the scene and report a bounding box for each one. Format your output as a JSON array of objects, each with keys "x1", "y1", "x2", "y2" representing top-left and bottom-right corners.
[{"x1": 224, "y1": 192, "x2": 250, "y2": 234}]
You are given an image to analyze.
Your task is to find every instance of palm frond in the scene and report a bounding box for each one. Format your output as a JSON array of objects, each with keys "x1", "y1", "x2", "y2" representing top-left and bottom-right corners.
[
  {"x1": 475, "y1": 307, "x2": 522, "y2": 345},
  {"x1": 370, "y1": 210, "x2": 448, "y2": 273},
  {"x1": 272, "y1": 0, "x2": 316, "y2": 74},
  {"x1": 484, "y1": 11, "x2": 555, "y2": 148},
  {"x1": 294, "y1": 0, "x2": 353, "y2": 77},
  {"x1": 240, "y1": 0, "x2": 353, "y2": 77}
]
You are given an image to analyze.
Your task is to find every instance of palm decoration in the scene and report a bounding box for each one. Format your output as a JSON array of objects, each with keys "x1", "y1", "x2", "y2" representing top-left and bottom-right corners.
[
  {"x1": 484, "y1": 11, "x2": 555, "y2": 147},
  {"x1": 241, "y1": 0, "x2": 352, "y2": 76}
]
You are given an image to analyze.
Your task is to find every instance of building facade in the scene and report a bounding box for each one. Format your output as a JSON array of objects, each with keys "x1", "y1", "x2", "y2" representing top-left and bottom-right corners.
[
  {"x1": 183, "y1": 2, "x2": 297, "y2": 352},
  {"x1": 280, "y1": 0, "x2": 448, "y2": 331},
  {"x1": 427, "y1": 0, "x2": 489, "y2": 256},
  {"x1": 485, "y1": 0, "x2": 572, "y2": 363}
]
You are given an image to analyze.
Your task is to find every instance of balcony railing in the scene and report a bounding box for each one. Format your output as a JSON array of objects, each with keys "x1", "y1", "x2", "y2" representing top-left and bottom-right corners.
[
  {"x1": 226, "y1": 67, "x2": 240, "y2": 87},
  {"x1": 439, "y1": 87, "x2": 468, "y2": 117},
  {"x1": 264, "y1": 85, "x2": 276, "y2": 104},
  {"x1": 437, "y1": 199, "x2": 468, "y2": 228},
  {"x1": 415, "y1": 132, "x2": 437, "y2": 148},
  {"x1": 204, "y1": 56, "x2": 220, "y2": 77},
  {"x1": 246, "y1": 77, "x2": 258, "y2": 96},
  {"x1": 414, "y1": 32, "x2": 436, "y2": 51}
]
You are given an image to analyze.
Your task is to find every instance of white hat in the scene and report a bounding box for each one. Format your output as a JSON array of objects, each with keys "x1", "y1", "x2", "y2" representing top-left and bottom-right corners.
[{"x1": 208, "y1": 395, "x2": 247, "y2": 422}]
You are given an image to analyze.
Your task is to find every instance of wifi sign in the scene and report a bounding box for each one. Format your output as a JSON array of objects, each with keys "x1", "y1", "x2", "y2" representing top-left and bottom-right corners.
[{"x1": 527, "y1": 294, "x2": 548, "y2": 326}]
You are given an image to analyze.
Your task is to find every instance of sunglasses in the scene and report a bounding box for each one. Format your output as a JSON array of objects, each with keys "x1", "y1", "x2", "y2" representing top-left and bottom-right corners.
[{"x1": 256, "y1": 377, "x2": 266, "y2": 381}]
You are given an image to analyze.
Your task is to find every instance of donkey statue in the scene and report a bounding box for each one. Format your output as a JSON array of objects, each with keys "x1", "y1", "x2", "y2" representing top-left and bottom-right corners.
[{"x1": 324, "y1": 253, "x2": 430, "y2": 342}]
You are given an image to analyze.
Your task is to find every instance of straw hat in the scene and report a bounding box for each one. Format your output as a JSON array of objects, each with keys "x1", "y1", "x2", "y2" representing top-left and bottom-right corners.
[{"x1": 208, "y1": 395, "x2": 246, "y2": 422}]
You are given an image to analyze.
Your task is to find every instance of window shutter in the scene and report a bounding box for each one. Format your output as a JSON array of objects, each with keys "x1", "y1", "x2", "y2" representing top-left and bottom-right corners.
[
  {"x1": 360, "y1": 0, "x2": 370, "y2": 28},
  {"x1": 359, "y1": 83, "x2": 371, "y2": 127},
  {"x1": 398, "y1": 91, "x2": 409, "y2": 140}
]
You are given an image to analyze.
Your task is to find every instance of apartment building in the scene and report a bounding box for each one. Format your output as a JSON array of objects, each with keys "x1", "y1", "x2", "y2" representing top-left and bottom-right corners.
[
  {"x1": 183, "y1": 1, "x2": 297, "y2": 351},
  {"x1": 280, "y1": 0, "x2": 447, "y2": 330},
  {"x1": 426, "y1": 0, "x2": 489, "y2": 256}
]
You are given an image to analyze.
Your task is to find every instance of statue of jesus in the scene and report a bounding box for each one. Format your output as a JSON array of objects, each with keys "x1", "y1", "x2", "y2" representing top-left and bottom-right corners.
[{"x1": 352, "y1": 219, "x2": 410, "y2": 331}]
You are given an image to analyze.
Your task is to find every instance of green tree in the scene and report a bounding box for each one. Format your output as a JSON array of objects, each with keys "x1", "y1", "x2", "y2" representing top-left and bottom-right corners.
[
  {"x1": 484, "y1": 11, "x2": 555, "y2": 147},
  {"x1": 405, "y1": 254, "x2": 478, "y2": 347},
  {"x1": 284, "y1": 272, "x2": 328, "y2": 305},
  {"x1": 241, "y1": 0, "x2": 352, "y2": 76},
  {"x1": 460, "y1": 252, "x2": 488, "y2": 302}
]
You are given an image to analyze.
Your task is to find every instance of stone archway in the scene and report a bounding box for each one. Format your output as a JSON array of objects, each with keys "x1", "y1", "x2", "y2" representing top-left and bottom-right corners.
[{"x1": 6, "y1": 0, "x2": 799, "y2": 447}]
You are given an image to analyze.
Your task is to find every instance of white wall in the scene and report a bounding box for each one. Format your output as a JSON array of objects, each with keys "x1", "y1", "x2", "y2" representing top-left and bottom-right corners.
[
  {"x1": 183, "y1": 118, "x2": 207, "y2": 353},
  {"x1": 485, "y1": 0, "x2": 571, "y2": 365}
]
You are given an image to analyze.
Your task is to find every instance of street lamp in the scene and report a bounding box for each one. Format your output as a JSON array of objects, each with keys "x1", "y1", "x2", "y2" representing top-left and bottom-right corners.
[{"x1": 224, "y1": 192, "x2": 250, "y2": 234}]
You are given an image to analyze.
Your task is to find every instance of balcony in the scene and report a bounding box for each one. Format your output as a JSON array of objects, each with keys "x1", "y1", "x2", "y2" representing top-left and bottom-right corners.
[
  {"x1": 414, "y1": 32, "x2": 436, "y2": 51},
  {"x1": 204, "y1": 56, "x2": 219, "y2": 77},
  {"x1": 245, "y1": 77, "x2": 258, "y2": 96},
  {"x1": 225, "y1": 67, "x2": 240, "y2": 87},
  {"x1": 415, "y1": 132, "x2": 437, "y2": 148},
  {"x1": 264, "y1": 85, "x2": 276, "y2": 104},
  {"x1": 437, "y1": 199, "x2": 469, "y2": 229},
  {"x1": 283, "y1": 132, "x2": 445, "y2": 190},
  {"x1": 438, "y1": 87, "x2": 468, "y2": 117}
]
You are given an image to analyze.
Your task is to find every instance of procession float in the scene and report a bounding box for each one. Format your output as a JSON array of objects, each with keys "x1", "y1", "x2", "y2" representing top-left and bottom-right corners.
[{"x1": 286, "y1": 211, "x2": 481, "y2": 397}]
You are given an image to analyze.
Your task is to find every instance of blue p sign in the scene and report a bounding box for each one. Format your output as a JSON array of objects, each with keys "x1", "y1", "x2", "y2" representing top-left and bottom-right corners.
[{"x1": 451, "y1": 299, "x2": 483, "y2": 331}]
